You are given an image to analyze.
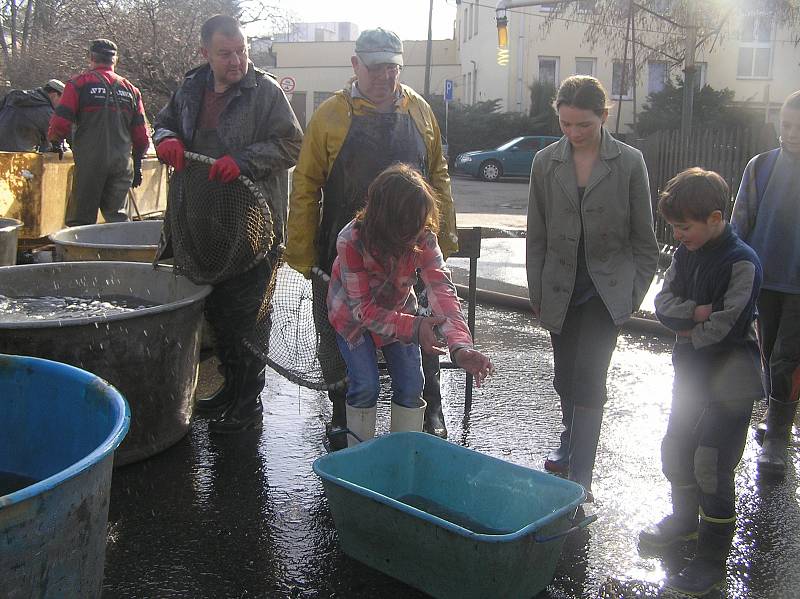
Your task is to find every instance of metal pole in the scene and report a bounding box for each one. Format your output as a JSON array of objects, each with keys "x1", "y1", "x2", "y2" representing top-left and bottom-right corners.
[
  {"x1": 445, "y1": 98, "x2": 449, "y2": 144},
  {"x1": 424, "y1": 0, "x2": 434, "y2": 96},
  {"x1": 681, "y1": 0, "x2": 697, "y2": 143},
  {"x1": 471, "y1": 61, "x2": 478, "y2": 104},
  {"x1": 631, "y1": 4, "x2": 637, "y2": 132},
  {"x1": 615, "y1": 2, "x2": 632, "y2": 134},
  {"x1": 516, "y1": 11, "x2": 525, "y2": 112}
]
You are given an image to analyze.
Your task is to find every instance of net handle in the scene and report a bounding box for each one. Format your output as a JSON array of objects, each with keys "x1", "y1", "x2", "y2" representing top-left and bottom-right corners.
[
  {"x1": 182, "y1": 150, "x2": 272, "y2": 223},
  {"x1": 311, "y1": 266, "x2": 331, "y2": 283},
  {"x1": 309, "y1": 264, "x2": 347, "y2": 392}
]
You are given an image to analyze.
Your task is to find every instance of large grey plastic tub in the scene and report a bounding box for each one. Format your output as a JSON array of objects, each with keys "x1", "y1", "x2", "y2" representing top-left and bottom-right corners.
[
  {"x1": 0, "y1": 217, "x2": 23, "y2": 266},
  {"x1": 49, "y1": 220, "x2": 162, "y2": 263},
  {"x1": 0, "y1": 261, "x2": 211, "y2": 465}
]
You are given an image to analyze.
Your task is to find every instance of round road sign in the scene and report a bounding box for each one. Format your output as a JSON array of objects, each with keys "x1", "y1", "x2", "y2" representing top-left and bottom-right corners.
[{"x1": 280, "y1": 76, "x2": 296, "y2": 94}]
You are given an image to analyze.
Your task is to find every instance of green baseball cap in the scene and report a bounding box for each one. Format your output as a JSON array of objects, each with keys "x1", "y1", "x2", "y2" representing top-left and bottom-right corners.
[
  {"x1": 44, "y1": 79, "x2": 65, "y2": 94},
  {"x1": 355, "y1": 28, "x2": 403, "y2": 67}
]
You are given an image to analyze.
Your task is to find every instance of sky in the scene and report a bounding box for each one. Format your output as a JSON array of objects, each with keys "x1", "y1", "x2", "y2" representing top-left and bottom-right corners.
[{"x1": 254, "y1": 0, "x2": 460, "y2": 41}]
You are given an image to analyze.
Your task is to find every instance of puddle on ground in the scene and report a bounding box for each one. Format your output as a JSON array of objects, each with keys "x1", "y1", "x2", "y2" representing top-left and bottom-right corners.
[{"x1": 103, "y1": 304, "x2": 800, "y2": 598}]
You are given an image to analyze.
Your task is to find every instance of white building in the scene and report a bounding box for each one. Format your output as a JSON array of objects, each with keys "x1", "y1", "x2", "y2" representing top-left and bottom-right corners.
[
  {"x1": 262, "y1": 39, "x2": 460, "y2": 128},
  {"x1": 273, "y1": 22, "x2": 359, "y2": 43},
  {"x1": 455, "y1": 2, "x2": 800, "y2": 134}
]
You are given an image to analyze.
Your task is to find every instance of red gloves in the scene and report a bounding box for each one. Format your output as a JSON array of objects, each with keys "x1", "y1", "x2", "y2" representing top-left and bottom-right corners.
[
  {"x1": 208, "y1": 155, "x2": 241, "y2": 183},
  {"x1": 156, "y1": 139, "x2": 239, "y2": 183},
  {"x1": 156, "y1": 138, "x2": 185, "y2": 171}
]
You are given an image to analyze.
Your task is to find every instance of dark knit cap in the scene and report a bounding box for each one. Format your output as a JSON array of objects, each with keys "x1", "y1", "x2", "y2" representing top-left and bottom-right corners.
[{"x1": 89, "y1": 39, "x2": 117, "y2": 56}]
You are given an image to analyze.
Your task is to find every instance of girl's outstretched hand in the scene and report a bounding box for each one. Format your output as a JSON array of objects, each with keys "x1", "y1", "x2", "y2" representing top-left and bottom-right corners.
[{"x1": 454, "y1": 348, "x2": 495, "y2": 387}]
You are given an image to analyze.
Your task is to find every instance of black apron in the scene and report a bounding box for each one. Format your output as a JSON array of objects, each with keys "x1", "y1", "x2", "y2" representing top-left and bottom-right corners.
[{"x1": 318, "y1": 109, "x2": 428, "y2": 273}]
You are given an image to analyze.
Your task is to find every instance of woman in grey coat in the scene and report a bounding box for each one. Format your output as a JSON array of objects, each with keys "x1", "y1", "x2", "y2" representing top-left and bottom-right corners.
[{"x1": 526, "y1": 76, "x2": 658, "y2": 500}]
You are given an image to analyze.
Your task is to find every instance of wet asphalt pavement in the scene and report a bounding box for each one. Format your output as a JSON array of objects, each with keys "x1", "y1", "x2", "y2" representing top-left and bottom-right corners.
[{"x1": 103, "y1": 303, "x2": 800, "y2": 599}]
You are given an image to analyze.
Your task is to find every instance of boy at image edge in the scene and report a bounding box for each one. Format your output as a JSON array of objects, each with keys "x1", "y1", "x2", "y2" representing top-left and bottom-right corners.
[{"x1": 641, "y1": 167, "x2": 762, "y2": 597}]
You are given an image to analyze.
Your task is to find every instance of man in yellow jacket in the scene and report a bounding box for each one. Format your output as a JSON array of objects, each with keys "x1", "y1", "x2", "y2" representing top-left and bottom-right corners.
[{"x1": 285, "y1": 28, "x2": 458, "y2": 449}]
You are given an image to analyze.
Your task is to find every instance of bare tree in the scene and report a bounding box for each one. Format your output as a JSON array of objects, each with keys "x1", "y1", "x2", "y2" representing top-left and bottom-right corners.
[
  {"x1": 0, "y1": 0, "x2": 291, "y2": 116},
  {"x1": 538, "y1": 0, "x2": 800, "y2": 81}
]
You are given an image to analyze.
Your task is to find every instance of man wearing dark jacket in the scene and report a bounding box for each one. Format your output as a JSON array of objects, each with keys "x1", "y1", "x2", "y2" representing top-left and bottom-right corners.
[
  {"x1": 153, "y1": 14, "x2": 303, "y2": 434},
  {"x1": 0, "y1": 80, "x2": 64, "y2": 152}
]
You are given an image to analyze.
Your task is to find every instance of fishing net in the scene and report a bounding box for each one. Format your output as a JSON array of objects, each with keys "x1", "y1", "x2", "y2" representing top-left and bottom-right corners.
[
  {"x1": 165, "y1": 151, "x2": 274, "y2": 285},
  {"x1": 163, "y1": 151, "x2": 276, "y2": 359},
  {"x1": 260, "y1": 260, "x2": 347, "y2": 391}
]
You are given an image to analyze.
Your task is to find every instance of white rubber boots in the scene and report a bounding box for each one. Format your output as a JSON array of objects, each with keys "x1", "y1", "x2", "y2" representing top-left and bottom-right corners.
[
  {"x1": 345, "y1": 400, "x2": 427, "y2": 447},
  {"x1": 390, "y1": 400, "x2": 427, "y2": 433}
]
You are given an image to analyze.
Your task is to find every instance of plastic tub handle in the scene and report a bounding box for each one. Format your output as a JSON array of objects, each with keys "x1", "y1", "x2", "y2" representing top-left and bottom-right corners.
[{"x1": 533, "y1": 513, "x2": 597, "y2": 543}]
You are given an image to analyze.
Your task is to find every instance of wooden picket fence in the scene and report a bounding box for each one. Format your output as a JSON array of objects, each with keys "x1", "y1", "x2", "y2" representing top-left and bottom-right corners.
[{"x1": 633, "y1": 124, "x2": 777, "y2": 250}]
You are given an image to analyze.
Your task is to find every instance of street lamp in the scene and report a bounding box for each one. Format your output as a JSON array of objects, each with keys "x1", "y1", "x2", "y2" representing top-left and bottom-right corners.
[{"x1": 497, "y1": 12, "x2": 509, "y2": 48}]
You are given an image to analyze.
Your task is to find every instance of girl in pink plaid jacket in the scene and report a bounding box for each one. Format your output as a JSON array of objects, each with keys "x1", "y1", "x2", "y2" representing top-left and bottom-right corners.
[{"x1": 327, "y1": 164, "x2": 493, "y2": 446}]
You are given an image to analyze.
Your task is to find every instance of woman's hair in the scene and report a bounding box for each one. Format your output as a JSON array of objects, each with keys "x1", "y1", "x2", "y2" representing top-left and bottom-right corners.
[
  {"x1": 658, "y1": 167, "x2": 729, "y2": 222},
  {"x1": 357, "y1": 163, "x2": 440, "y2": 260},
  {"x1": 556, "y1": 75, "x2": 610, "y2": 117}
]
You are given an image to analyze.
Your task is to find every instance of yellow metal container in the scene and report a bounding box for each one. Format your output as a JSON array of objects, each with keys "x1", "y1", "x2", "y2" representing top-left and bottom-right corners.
[{"x1": 0, "y1": 151, "x2": 168, "y2": 243}]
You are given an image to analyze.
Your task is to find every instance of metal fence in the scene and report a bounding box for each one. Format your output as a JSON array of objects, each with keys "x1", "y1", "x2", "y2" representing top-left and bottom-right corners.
[{"x1": 634, "y1": 124, "x2": 777, "y2": 250}]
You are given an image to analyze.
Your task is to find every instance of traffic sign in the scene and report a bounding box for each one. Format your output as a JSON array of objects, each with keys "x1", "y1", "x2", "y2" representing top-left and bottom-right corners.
[
  {"x1": 280, "y1": 76, "x2": 296, "y2": 94},
  {"x1": 444, "y1": 79, "x2": 453, "y2": 102}
]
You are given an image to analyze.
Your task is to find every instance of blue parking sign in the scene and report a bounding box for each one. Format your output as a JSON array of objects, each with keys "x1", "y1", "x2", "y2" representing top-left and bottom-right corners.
[{"x1": 445, "y1": 79, "x2": 453, "y2": 102}]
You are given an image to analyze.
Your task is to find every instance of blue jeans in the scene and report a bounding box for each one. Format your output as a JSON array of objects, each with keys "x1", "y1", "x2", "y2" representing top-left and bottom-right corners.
[{"x1": 336, "y1": 333, "x2": 424, "y2": 409}]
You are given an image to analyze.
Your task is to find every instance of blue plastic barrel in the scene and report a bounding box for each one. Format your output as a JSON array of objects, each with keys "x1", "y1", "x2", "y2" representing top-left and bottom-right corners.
[{"x1": 0, "y1": 354, "x2": 130, "y2": 599}]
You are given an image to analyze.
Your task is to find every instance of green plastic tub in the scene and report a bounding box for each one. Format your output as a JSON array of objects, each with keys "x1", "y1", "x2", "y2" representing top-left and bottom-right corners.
[{"x1": 313, "y1": 432, "x2": 595, "y2": 599}]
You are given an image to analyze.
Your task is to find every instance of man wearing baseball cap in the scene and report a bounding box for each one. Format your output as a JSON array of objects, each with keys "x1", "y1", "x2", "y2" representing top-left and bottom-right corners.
[
  {"x1": 48, "y1": 38, "x2": 149, "y2": 226},
  {"x1": 285, "y1": 27, "x2": 459, "y2": 448},
  {"x1": 0, "y1": 78, "x2": 64, "y2": 152}
]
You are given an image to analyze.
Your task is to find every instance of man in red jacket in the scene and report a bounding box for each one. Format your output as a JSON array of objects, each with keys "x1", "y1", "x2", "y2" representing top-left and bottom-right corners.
[{"x1": 48, "y1": 39, "x2": 149, "y2": 226}]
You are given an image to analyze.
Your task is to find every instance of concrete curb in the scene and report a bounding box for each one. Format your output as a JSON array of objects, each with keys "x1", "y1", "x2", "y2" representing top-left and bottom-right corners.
[{"x1": 454, "y1": 283, "x2": 673, "y2": 339}]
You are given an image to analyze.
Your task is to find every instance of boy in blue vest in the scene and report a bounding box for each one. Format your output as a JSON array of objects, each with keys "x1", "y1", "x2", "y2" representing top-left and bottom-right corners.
[
  {"x1": 732, "y1": 89, "x2": 800, "y2": 478},
  {"x1": 641, "y1": 168, "x2": 763, "y2": 597}
]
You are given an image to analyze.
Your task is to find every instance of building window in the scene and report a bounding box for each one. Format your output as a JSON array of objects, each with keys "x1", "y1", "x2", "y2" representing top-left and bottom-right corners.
[
  {"x1": 467, "y1": 72, "x2": 472, "y2": 105},
  {"x1": 473, "y1": 2, "x2": 479, "y2": 36},
  {"x1": 647, "y1": 61, "x2": 667, "y2": 94},
  {"x1": 462, "y1": 74, "x2": 467, "y2": 102},
  {"x1": 313, "y1": 92, "x2": 334, "y2": 111},
  {"x1": 575, "y1": 58, "x2": 595, "y2": 76},
  {"x1": 692, "y1": 62, "x2": 707, "y2": 90},
  {"x1": 612, "y1": 60, "x2": 634, "y2": 99},
  {"x1": 538, "y1": 56, "x2": 559, "y2": 87},
  {"x1": 463, "y1": 7, "x2": 468, "y2": 42},
  {"x1": 737, "y1": 14, "x2": 773, "y2": 78},
  {"x1": 468, "y1": 4, "x2": 473, "y2": 39}
]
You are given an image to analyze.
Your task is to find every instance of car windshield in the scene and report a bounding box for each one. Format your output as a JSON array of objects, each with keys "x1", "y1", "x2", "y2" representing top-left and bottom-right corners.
[{"x1": 496, "y1": 137, "x2": 525, "y2": 151}]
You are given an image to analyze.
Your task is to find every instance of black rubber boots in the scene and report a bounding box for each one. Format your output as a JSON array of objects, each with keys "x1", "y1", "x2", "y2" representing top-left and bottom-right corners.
[
  {"x1": 545, "y1": 396, "x2": 573, "y2": 474},
  {"x1": 209, "y1": 355, "x2": 266, "y2": 434},
  {"x1": 568, "y1": 405, "x2": 604, "y2": 501},
  {"x1": 664, "y1": 518, "x2": 735, "y2": 597},
  {"x1": 639, "y1": 484, "x2": 699, "y2": 550},
  {"x1": 757, "y1": 397, "x2": 798, "y2": 478}
]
